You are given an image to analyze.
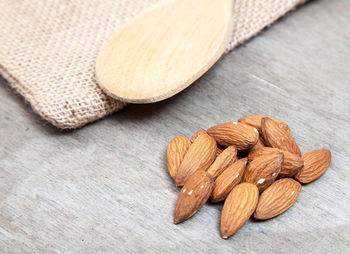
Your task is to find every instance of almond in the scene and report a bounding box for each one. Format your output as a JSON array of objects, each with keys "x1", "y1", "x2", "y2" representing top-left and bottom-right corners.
[
  {"x1": 175, "y1": 133, "x2": 216, "y2": 186},
  {"x1": 207, "y1": 145, "x2": 237, "y2": 179},
  {"x1": 220, "y1": 183, "x2": 259, "y2": 239},
  {"x1": 174, "y1": 170, "x2": 213, "y2": 224},
  {"x1": 250, "y1": 136, "x2": 266, "y2": 152},
  {"x1": 248, "y1": 147, "x2": 280, "y2": 161},
  {"x1": 166, "y1": 136, "x2": 192, "y2": 180},
  {"x1": 211, "y1": 158, "x2": 247, "y2": 203},
  {"x1": 238, "y1": 115, "x2": 290, "y2": 135},
  {"x1": 207, "y1": 122, "x2": 259, "y2": 150},
  {"x1": 248, "y1": 147, "x2": 304, "y2": 178},
  {"x1": 243, "y1": 152, "x2": 283, "y2": 192},
  {"x1": 261, "y1": 117, "x2": 301, "y2": 156},
  {"x1": 254, "y1": 178, "x2": 301, "y2": 220},
  {"x1": 191, "y1": 129, "x2": 207, "y2": 143},
  {"x1": 295, "y1": 149, "x2": 331, "y2": 183},
  {"x1": 278, "y1": 150, "x2": 304, "y2": 178}
]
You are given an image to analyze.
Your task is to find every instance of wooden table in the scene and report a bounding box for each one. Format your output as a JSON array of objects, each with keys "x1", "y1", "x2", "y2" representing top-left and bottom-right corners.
[{"x1": 1, "y1": 0, "x2": 349, "y2": 253}]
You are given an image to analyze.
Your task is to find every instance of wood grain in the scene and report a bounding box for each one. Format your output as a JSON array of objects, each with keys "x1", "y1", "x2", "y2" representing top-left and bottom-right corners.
[
  {"x1": 1, "y1": 0, "x2": 350, "y2": 252},
  {"x1": 96, "y1": 0, "x2": 233, "y2": 103}
]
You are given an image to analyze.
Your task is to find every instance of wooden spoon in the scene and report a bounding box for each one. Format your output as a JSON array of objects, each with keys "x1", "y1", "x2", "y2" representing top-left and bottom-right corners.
[{"x1": 96, "y1": 0, "x2": 233, "y2": 103}]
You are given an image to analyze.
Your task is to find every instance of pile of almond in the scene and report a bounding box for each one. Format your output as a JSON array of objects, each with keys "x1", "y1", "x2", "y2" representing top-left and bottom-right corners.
[{"x1": 166, "y1": 115, "x2": 331, "y2": 239}]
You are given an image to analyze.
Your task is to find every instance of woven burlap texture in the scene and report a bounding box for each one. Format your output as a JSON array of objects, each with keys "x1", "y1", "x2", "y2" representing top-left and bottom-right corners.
[{"x1": 0, "y1": 0, "x2": 307, "y2": 129}]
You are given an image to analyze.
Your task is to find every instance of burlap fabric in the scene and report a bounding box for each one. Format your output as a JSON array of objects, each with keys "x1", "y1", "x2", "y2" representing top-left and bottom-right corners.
[{"x1": 0, "y1": 0, "x2": 307, "y2": 129}]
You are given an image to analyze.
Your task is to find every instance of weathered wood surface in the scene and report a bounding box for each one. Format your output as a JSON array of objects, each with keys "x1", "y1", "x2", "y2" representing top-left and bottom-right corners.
[{"x1": 1, "y1": 0, "x2": 349, "y2": 253}]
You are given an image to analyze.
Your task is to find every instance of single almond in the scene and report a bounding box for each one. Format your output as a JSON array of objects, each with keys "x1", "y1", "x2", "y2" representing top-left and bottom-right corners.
[
  {"x1": 211, "y1": 158, "x2": 247, "y2": 203},
  {"x1": 243, "y1": 152, "x2": 283, "y2": 192},
  {"x1": 238, "y1": 115, "x2": 290, "y2": 135},
  {"x1": 175, "y1": 133, "x2": 216, "y2": 186},
  {"x1": 248, "y1": 147, "x2": 281, "y2": 161},
  {"x1": 220, "y1": 183, "x2": 259, "y2": 239},
  {"x1": 278, "y1": 150, "x2": 304, "y2": 178},
  {"x1": 254, "y1": 178, "x2": 301, "y2": 220},
  {"x1": 261, "y1": 117, "x2": 301, "y2": 156},
  {"x1": 295, "y1": 149, "x2": 331, "y2": 183},
  {"x1": 191, "y1": 129, "x2": 207, "y2": 143},
  {"x1": 207, "y1": 122, "x2": 259, "y2": 150},
  {"x1": 207, "y1": 145, "x2": 237, "y2": 179},
  {"x1": 166, "y1": 136, "x2": 192, "y2": 180},
  {"x1": 248, "y1": 147, "x2": 304, "y2": 178},
  {"x1": 174, "y1": 170, "x2": 214, "y2": 224},
  {"x1": 250, "y1": 136, "x2": 266, "y2": 152}
]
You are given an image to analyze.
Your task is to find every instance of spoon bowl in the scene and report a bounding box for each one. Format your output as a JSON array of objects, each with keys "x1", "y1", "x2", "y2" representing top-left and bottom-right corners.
[{"x1": 96, "y1": 0, "x2": 233, "y2": 103}]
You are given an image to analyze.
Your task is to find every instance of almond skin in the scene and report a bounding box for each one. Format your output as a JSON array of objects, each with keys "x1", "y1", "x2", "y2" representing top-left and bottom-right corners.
[
  {"x1": 207, "y1": 146, "x2": 237, "y2": 179},
  {"x1": 250, "y1": 136, "x2": 266, "y2": 152},
  {"x1": 175, "y1": 133, "x2": 217, "y2": 186},
  {"x1": 248, "y1": 147, "x2": 281, "y2": 161},
  {"x1": 238, "y1": 115, "x2": 290, "y2": 135},
  {"x1": 207, "y1": 122, "x2": 259, "y2": 150},
  {"x1": 295, "y1": 149, "x2": 331, "y2": 183},
  {"x1": 211, "y1": 158, "x2": 247, "y2": 203},
  {"x1": 220, "y1": 183, "x2": 259, "y2": 239},
  {"x1": 216, "y1": 146, "x2": 224, "y2": 157},
  {"x1": 254, "y1": 178, "x2": 301, "y2": 220},
  {"x1": 248, "y1": 147, "x2": 304, "y2": 178},
  {"x1": 191, "y1": 129, "x2": 207, "y2": 143},
  {"x1": 174, "y1": 170, "x2": 214, "y2": 224},
  {"x1": 166, "y1": 136, "x2": 192, "y2": 180},
  {"x1": 243, "y1": 152, "x2": 283, "y2": 192},
  {"x1": 279, "y1": 150, "x2": 304, "y2": 178},
  {"x1": 261, "y1": 117, "x2": 301, "y2": 156}
]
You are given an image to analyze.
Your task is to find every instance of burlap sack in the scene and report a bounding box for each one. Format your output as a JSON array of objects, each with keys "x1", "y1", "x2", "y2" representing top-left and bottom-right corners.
[{"x1": 0, "y1": 0, "x2": 307, "y2": 129}]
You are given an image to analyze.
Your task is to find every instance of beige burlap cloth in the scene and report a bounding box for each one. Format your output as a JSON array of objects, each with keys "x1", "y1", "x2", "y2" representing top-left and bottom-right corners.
[{"x1": 0, "y1": 0, "x2": 307, "y2": 129}]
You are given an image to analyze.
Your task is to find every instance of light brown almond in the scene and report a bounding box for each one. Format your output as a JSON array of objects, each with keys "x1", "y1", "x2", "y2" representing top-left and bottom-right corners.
[
  {"x1": 254, "y1": 178, "x2": 301, "y2": 220},
  {"x1": 211, "y1": 158, "x2": 247, "y2": 203},
  {"x1": 261, "y1": 117, "x2": 301, "y2": 156},
  {"x1": 248, "y1": 147, "x2": 304, "y2": 178},
  {"x1": 295, "y1": 149, "x2": 331, "y2": 183},
  {"x1": 278, "y1": 150, "x2": 304, "y2": 178},
  {"x1": 175, "y1": 133, "x2": 216, "y2": 186},
  {"x1": 243, "y1": 152, "x2": 283, "y2": 192},
  {"x1": 174, "y1": 170, "x2": 213, "y2": 224},
  {"x1": 191, "y1": 129, "x2": 207, "y2": 143},
  {"x1": 207, "y1": 146, "x2": 237, "y2": 179},
  {"x1": 166, "y1": 136, "x2": 192, "y2": 180},
  {"x1": 220, "y1": 183, "x2": 259, "y2": 239},
  {"x1": 207, "y1": 122, "x2": 259, "y2": 150},
  {"x1": 238, "y1": 115, "x2": 290, "y2": 135},
  {"x1": 248, "y1": 147, "x2": 280, "y2": 161},
  {"x1": 250, "y1": 136, "x2": 266, "y2": 152}
]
